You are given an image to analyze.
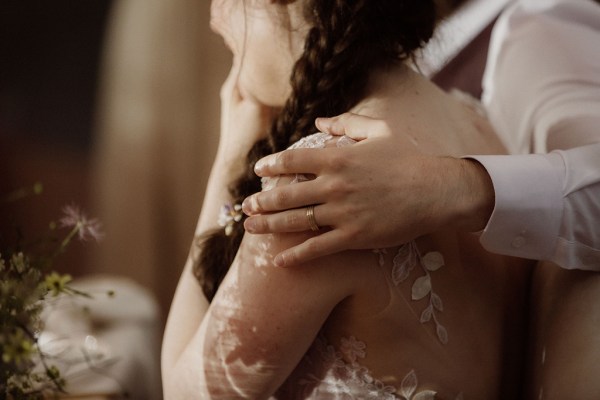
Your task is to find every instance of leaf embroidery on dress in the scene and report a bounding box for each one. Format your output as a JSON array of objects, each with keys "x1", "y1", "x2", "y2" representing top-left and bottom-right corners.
[
  {"x1": 400, "y1": 370, "x2": 418, "y2": 398},
  {"x1": 399, "y1": 370, "x2": 436, "y2": 400},
  {"x1": 422, "y1": 251, "x2": 444, "y2": 271},
  {"x1": 373, "y1": 248, "x2": 388, "y2": 267},
  {"x1": 392, "y1": 245, "x2": 416, "y2": 284},
  {"x1": 278, "y1": 133, "x2": 465, "y2": 399},
  {"x1": 392, "y1": 243, "x2": 449, "y2": 344},
  {"x1": 412, "y1": 275, "x2": 432, "y2": 300},
  {"x1": 397, "y1": 370, "x2": 463, "y2": 400}
]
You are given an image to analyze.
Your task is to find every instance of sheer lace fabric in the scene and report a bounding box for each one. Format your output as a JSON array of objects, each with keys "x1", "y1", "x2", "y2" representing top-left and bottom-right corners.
[
  {"x1": 261, "y1": 133, "x2": 357, "y2": 191},
  {"x1": 276, "y1": 334, "x2": 458, "y2": 400},
  {"x1": 273, "y1": 244, "x2": 463, "y2": 399}
]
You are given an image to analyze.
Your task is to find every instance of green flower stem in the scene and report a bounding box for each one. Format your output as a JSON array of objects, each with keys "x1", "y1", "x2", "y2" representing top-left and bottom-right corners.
[
  {"x1": 51, "y1": 223, "x2": 81, "y2": 259},
  {"x1": 16, "y1": 321, "x2": 67, "y2": 394},
  {"x1": 66, "y1": 286, "x2": 93, "y2": 299}
]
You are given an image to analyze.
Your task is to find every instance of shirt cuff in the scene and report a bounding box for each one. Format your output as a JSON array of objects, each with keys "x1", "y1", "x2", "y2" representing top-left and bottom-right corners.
[{"x1": 466, "y1": 153, "x2": 565, "y2": 260}]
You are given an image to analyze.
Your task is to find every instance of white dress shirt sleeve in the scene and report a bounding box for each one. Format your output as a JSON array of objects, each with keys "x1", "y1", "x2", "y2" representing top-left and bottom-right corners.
[{"x1": 472, "y1": 0, "x2": 600, "y2": 270}]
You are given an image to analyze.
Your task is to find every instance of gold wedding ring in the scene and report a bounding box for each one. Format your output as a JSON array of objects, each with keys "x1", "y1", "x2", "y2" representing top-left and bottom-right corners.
[{"x1": 306, "y1": 205, "x2": 320, "y2": 232}]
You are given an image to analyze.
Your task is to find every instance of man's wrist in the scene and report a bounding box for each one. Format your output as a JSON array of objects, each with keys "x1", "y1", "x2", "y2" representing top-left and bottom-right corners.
[{"x1": 452, "y1": 158, "x2": 495, "y2": 233}]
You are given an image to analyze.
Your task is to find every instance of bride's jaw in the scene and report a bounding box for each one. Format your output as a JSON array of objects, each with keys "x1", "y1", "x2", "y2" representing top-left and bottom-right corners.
[
  {"x1": 211, "y1": 0, "x2": 307, "y2": 107},
  {"x1": 236, "y1": 67, "x2": 293, "y2": 107}
]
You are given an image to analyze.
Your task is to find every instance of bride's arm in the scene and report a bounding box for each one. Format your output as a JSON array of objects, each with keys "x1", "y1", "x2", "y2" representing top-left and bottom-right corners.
[
  {"x1": 161, "y1": 65, "x2": 273, "y2": 376},
  {"x1": 163, "y1": 138, "x2": 365, "y2": 397},
  {"x1": 163, "y1": 226, "x2": 359, "y2": 399}
]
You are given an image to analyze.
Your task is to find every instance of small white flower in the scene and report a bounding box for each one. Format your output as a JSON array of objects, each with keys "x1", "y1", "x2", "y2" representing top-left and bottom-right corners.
[{"x1": 218, "y1": 203, "x2": 243, "y2": 236}]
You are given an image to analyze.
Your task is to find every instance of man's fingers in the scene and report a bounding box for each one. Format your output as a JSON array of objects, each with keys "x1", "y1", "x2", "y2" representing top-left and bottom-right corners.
[
  {"x1": 316, "y1": 113, "x2": 391, "y2": 141},
  {"x1": 314, "y1": 115, "x2": 347, "y2": 136},
  {"x1": 244, "y1": 202, "x2": 332, "y2": 233},
  {"x1": 244, "y1": 207, "x2": 309, "y2": 233},
  {"x1": 242, "y1": 180, "x2": 322, "y2": 215},
  {"x1": 273, "y1": 230, "x2": 348, "y2": 267},
  {"x1": 254, "y1": 148, "x2": 324, "y2": 177}
]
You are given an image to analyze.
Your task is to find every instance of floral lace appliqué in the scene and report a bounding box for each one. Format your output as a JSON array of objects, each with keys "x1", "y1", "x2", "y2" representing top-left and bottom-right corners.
[
  {"x1": 294, "y1": 335, "x2": 464, "y2": 400},
  {"x1": 378, "y1": 243, "x2": 448, "y2": 344},
  {"x1": 288, "y1": 132, "x2": 332, "y2": 149},
  {"x1": 262, "y1": 132, "x2": 357, "y2": 191},
  {"x1": 287, "y1": 131, "x2": 357, "y2": 150},
  {"x1": 297, "y1": 335, "x2": 408, "y2": 399}
]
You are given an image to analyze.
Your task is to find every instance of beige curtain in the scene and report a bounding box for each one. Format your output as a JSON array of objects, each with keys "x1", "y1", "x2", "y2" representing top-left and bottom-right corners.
[{"x1": 90, "y1": 0, "x2": 230, "y2": 321}]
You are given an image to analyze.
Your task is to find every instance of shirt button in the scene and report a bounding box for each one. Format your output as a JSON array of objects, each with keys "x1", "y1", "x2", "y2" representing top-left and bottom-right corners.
[{"x1": 512, "y1": 236, "x2": 526, "y2": 248}]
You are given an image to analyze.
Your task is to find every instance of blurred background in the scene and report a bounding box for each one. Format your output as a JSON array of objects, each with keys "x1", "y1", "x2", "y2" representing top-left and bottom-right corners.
[
  {"x1": 0, "y1": 1, "x2": 111, "y2": 279},
  {"x1": 1, "y1": 1, "x2": 230, "y2": 397},
  {"x1": 1, "y1": 0, "x2": 231, "y2": 321}
]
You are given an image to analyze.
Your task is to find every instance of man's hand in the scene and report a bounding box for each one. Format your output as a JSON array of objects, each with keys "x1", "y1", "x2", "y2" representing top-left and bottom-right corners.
[{"x1": 242, "y1": 113, "x2": 495, "y2": 267}]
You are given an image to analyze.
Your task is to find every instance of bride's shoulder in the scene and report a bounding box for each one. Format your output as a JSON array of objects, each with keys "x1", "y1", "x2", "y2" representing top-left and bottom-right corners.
[
  {"x1": 288, "y1": 132, "x2": 357, "y2": 150},
  {"x1": 261, "y1": 132, "x2": 357, "y2": 192}
]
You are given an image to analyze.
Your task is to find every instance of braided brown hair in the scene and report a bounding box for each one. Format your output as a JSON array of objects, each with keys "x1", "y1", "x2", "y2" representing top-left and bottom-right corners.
[{"x1": 195, "y1": 0, "x2": 439, "y2": 301}]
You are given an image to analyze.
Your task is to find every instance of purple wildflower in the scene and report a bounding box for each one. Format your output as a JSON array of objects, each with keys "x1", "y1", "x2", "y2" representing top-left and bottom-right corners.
[{"x1": 60, "y1": 205, "x2": 104, "y2": 242}]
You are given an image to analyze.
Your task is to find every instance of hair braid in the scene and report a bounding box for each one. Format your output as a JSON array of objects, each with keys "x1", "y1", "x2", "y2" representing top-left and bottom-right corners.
[{"x1": 195, "y1": 0, "x2": 437, "y2": 301}]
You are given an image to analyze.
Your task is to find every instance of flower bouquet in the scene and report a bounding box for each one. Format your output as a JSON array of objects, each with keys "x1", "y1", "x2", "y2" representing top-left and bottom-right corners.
[{"x1": 0, "y1": 183, "x2": 114, "y2": 399}]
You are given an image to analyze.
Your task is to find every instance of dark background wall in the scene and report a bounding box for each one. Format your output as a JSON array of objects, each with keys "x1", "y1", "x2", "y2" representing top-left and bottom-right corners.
[{"x1": 0, "y1": 1, "x2": 113, "y2": 276}]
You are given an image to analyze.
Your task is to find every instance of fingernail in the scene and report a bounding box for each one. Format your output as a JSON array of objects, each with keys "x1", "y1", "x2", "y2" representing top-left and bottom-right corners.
[
  {"x1": 244, "y1": 218, "x2": 256, "y2": 233},
  {"x1": 242, "y1": 198, "x2": 252, "y2": 214},
  {"x1": 274, "y1": 254, "x2": 285, "y2": 267},
  {"x1": 254, "y1": 159, "x2": 265, "y2": 174},
  {"x1": 243, "y1": 195, "x2": 260, "y2": 214},
  {"x1": 316, "y1": 117, "x2": 331, "y2": 132}
]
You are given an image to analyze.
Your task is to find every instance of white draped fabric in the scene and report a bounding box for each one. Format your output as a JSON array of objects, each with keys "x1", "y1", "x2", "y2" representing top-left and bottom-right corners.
[{"x1": 90, "y1": 0, "x2": 230, "y2": 314}]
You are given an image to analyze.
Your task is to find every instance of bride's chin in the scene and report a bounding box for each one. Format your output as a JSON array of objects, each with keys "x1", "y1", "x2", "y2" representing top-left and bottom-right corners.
[
  {"x1": 235, "y1": 78, "x2": 252, "y2": 99},
  {"x1": 238, "y1": 76, "x2": 289, "y2": 107},
  {"x1": 236, "y1": 81, "x2": 263, "y2": 104},
  {"x1": 254, "y1": 87, "x2": 291, "y2": 108}
]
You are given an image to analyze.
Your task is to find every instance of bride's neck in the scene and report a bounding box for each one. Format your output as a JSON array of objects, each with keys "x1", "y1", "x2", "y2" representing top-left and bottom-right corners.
[{"x1": 352, "y1": 62, "x2": 445, "y2": 119}]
